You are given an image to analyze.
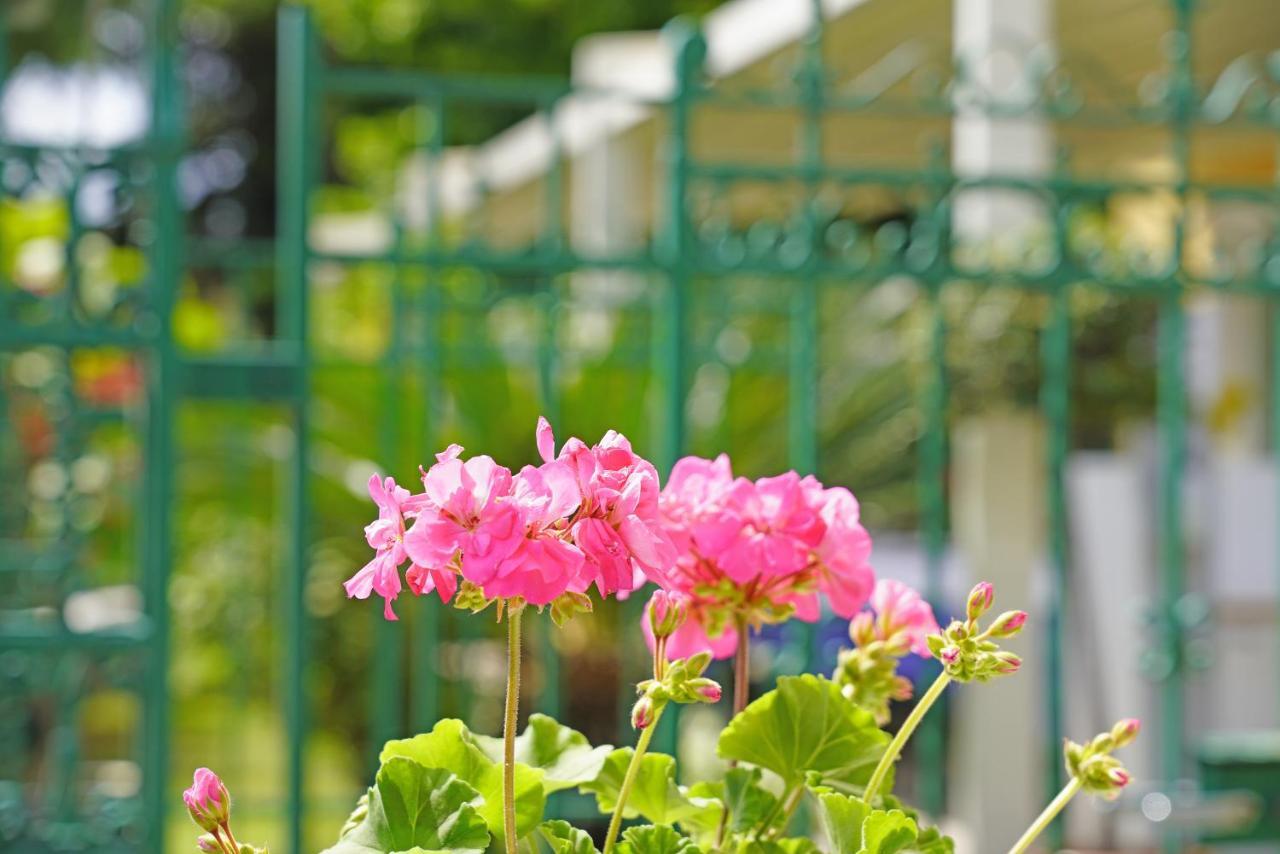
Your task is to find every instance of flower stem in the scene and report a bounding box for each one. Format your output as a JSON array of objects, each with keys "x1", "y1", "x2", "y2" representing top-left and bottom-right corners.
[
  {"x1": 602, "y1": 705, "x2": 663, "y2": 854},
  {"x1": 862, "y1": 671, "x2": 951, "y2": 803},
  {"x1": 503, "y1": 608, "x2": 523, "y2": 854},
  {"x1": 1007, "y1": 777, "x2": 1082, "y2": 854},
  {"x1": 733, "y1": 615, "x2": 751, "y2": 714}
]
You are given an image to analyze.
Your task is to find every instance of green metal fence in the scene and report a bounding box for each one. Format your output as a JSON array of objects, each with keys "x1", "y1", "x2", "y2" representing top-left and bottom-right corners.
[{"x1": 3, "y1": 0, "x2": 1278, "y2": 851}]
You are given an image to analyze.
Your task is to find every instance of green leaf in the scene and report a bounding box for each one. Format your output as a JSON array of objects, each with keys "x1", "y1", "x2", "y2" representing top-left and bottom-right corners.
[
  {"x1": 473, "y1": 714, "x2": 612, "y2": 793},
  {"x1": 814, "y1": 792, "x2": 918, "y2": 854},
  {"x1": 320, "y1": 758, "x2": 489, "y2": 854},
  {"x1": 718, "y1": 675, "x2": 889, "y2": 791},
  {"x1": 537, "y1": 819, "x2": 598, "y2": 854},
  {"x1": 615, "y1": 824, "x2": 702, "y2": 854},
  {"x1": 580, "y1": 748, "x2": 720, "y2": 830},
  {"x1": 736, "y1": 840, "x2": 820, "y2": 854},
  {"x1": 816, "y1": 791, "x2": 872, "y2": 854},
  {"x1": 381, "y1": 719, "x2": 547, "y2": 838},
  {"x1": 860, "y1": 810, "x2": 917, "y2": 854},
  {"x1": 877, "y1": 794, "x2": 954, "y2": 853},
  {"x1": 721, "y1": 767, "x2": 779, "y2": 834}
]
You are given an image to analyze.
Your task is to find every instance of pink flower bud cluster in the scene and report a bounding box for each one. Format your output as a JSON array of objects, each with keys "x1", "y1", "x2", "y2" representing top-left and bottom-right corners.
[
  {"x1": 344, "y1": 418, "x2": 677, "y2": 619},
  {"x1": 643, "y1": 454, "x2": 876, "y2": 660},
  {"x1": 926, "y1": 582, "x2": 1028, "y2": 683},
  {"x1": 183, "y1": 768, "x2": 248, "y2": 854},
  {"x1": 1064, "y1": 718, "x2": 1140, "y2": 800}
]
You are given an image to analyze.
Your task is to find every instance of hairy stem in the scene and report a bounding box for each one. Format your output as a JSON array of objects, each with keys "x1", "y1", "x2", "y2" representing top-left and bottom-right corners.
[
  {"x1": 1007, "y1": 777, "x2": 1082, "y2": 854},
  {"x1": 602, "y1": 706, "x2": 663, "y2": 854},
  {"x1": 862, "y1": 671, "x2": 951, "y2": 803},
  {"x1": 733, "y1": 615, "x2": 751, "y2": 714},
  {"x1": 767, "y1": 785, "x2": 806, "y2": 839},
  {"x1": 503, "y1": 608, "x2": 524, "y2": 854}
]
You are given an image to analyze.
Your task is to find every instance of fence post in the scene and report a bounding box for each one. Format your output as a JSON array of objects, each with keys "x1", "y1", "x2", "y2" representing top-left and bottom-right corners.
[{"x1": 277, "y1": 7, "x2": 318, "y2": 852}]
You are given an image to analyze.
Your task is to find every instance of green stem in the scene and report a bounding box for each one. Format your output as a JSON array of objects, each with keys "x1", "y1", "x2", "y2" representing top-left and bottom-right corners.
[
  {"x1": 503, "y1": 608, "x2": 523, "y2": 854},
  {"x1": 1007, "y1": 777, "x2": 1082, "y2": 854},
  {"x1": 767, "y1": 785, "x2": 806, "y2": 839},
  {"x1": 602, "y1": 705, "x2": 664, "y2": 854},
  {"x1": 733, "y1": 615, "x2": 751, "y2": 714},
  {"x1": 862, "y1": 671, "x2": 951, "y2": 803}
]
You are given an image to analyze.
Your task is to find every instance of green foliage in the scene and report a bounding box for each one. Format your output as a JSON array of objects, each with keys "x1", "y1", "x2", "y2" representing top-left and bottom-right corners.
[
  {"x1": 615, "y1": 824, "x2": 703, "y2": 854},
  {"x1": 718, "y1": 675, "x2": 889, "y2": 791},
  {"x1": 813, "y1": 792, "x2": 917, "y2": 854},
  {"x1": 581, "y1": 748, "x2": 721, "y2": 831},
  {"x1": 538, "y1": 820, "x2": 598, "y2": 854},
  {"x1": 381, "y1": 719, "x2": 548, "y2": 838},
  {"x1": 472, "y1": 713, "x2": 612, "y2": 793},
  {"x1": 322, "y1": 758, "x2": 489, "y2": 854}
]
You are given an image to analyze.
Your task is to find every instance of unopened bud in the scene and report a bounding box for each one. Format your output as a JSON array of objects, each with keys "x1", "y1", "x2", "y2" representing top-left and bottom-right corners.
[
  {"x1": 940, "y1": 646, "x2": 961, "y2": 667},
  {"x1": 966, "y1": 582, "x2": 995, "y2": 622},
  {"x1": 631, "y1": 695, "x2": 655, "y2": 729},
  {"x1": 682, "y1": 650, "x2": 713, "y2": 677},
  {"x1": 183, "y1": 768, "x2": 231, "y2": 833},
  {"x1": 993, "y1": 651, "x2": 1022, "y2": 674},
  {"x1": 690, "y1": 678, "x2": 722, "y2": 703},
  {"x1": 1111, "y1": 717, "x2": 1141, "y2": 748},
  {"x1": 849, "y1": 612, "x2": 875, "y2": 647},
  {"x1": 1108, "y1": 767, "x2": 1131, "y2": 788},
  {"x1": 883, "y1": 632, "x2": 911, "y2": 657},
  {"x1": 986, "y1": 610, "x2": 1028, "y2": 639},
  {"x1": 197, "y1": 835, "x2": 220, "y2": 853},
  {"x1": 648, "y1": 589, "x2": 690, "y2": 640}
]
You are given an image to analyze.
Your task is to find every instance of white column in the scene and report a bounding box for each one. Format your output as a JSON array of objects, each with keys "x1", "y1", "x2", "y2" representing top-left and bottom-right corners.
[
  {"x1": 951, "y1": 0, "x2": 1054, "y2": 252},
  {"x1": 948, "y1": 412, "x2": 1045, "y2": 851}
]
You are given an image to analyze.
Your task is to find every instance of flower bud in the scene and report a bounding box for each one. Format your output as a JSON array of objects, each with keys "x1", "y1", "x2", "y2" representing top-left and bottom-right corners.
[
  {"x1": 690, "y1": 678, "x2": 722, "y2": 703},
  {"x1": 648, "y1": 589, "x2": 690, "y2": 640},
  {"x1": 1111, "y1": 717, "x2": 1141, "y2": 748},
  {"x1": 993, "y1": 651, "x2": 1022, "y2": 674},
  {"x1": 986, "y1": 610, "x2": 1028, "y2": 639},
  {"x1": 1108, "y1": 767, "x2": 1131, "y2": 788},
  {"x1": 682, "y1": 650, "x2": 713, "y2": 678},
  {"x1": 197, "y1": 834, "x2": 221, "y2": 853},
  {"x1": 631, "y1": 695, "x2": 655, "y2": 730},
  {"x1": 940, "y1": 646, "x2": 961, "y2": 667},
  {"x1": 966, "y1": 582, "x2": 995, "y2": 622},
  {"x1": 849, "y1": 612, "x2": 875, "y2": 647},
  {"x1": 183, "y1": 768, "x2": 231, "y2": 833}
]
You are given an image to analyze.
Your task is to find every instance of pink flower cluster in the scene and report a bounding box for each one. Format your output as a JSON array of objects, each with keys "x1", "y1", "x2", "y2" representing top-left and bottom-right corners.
[
  {"x1": 344, "y1": 418, "x2": 675, "y2": 618},
  {"x1": 851, "y1": 578, "x2": 940, "y2": 656},
  {"x1": 650, "y1": 454, "x2": 877, "y2": 659}
]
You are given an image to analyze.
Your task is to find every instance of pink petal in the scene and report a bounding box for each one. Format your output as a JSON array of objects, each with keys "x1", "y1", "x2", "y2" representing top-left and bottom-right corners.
[{"x1": 536, "y1": 416, "x2": 556, "y2": 463}]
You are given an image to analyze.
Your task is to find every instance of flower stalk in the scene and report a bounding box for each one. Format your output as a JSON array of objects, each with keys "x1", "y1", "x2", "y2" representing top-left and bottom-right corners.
[
  {"x1": 863, "y1": 670, "x2": 951, "y2": 802},
  {"x1": 602, "y1": 704, "x2": 664, "y2": 854},
  {"x1": 1007, "y1": 776, "x2": 1082, "y2": 854},
  {"x1": 733, "y1": 614, "x2": 750, "y2": 714},
  {"x1": 502, "y1": 607, "x2": 523, "y2": 854}
]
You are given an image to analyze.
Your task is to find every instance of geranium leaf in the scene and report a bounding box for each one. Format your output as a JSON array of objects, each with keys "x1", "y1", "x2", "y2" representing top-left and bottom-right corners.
[
  {"x1": 580, "y1": 748, "x2": 720, "y2": 830},
  {"x1": 320, "y1": 758, "x2": 488, "y2": 854},
  {"x1": 816, "y1": 791, "x2": 872, "y2": 854},
  {"x1": 721, "y1": 767, "x2": 779, "y2": 834},
  {"x1": 718, "y1": 675, "x2": 888, "y2": 791},
  {"x1": 859, "y1": 809, "x2": 917, "y2": 854},
  {"x1": 537, "y1": 819, "x2": 598, "y2": 854},
  {"x1": 380, "y1": 719, "x2": 547, "y2": 838},
  {"x1": 473, "y1": 714, "x2": 612, "y2": 793},
  {"x1": 615, "y1": 824, "x2": 703, "y2": 854}
]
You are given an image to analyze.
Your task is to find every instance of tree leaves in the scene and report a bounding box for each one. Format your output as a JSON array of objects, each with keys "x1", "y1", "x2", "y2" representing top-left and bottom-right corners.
[
  {"x1": 718, "y1": 675, "x2": 889, "y2": 791},
  {"x1": 381, "y1": 718, "x2": 547, "y2": 838},
  {"x1": 473, "y1": 714, "x2": 612, "y2": 793},
  {"x1": 320, "y1": 759, "x2": 489, "y2": 854},
  {"x1": 580, "y1": 748, "x2": 721, "y2": 830}
]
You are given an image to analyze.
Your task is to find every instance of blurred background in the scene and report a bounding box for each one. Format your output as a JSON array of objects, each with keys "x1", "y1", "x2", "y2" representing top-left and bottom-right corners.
[{"x1": 2, "y1": 0, "x2": 1279, "y2": 851}]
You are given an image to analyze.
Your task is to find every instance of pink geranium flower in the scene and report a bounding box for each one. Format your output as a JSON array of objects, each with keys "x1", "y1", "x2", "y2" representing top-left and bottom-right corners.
[
  {"x1": 343, "y1": 474, "x2": 421, "y2": 619},
  {"x1": 403, "y1": 445, "x2": 524, "y2": 591},
  {"x1": 650, "y1": 455, "x2": 877, "y2": 659},
  {"x1": 537, "y1": 418, "x2": 676, "y2": 596},
  {"x1": 868, "y1": 578, "x2": 939, "y2": 656}
]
